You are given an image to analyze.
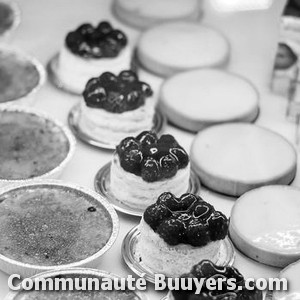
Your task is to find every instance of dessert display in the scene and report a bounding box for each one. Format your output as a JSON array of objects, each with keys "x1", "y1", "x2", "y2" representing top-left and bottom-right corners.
[
  {"x1": 0, "y1": 0, "x2": 20, "y2": 39},
  {"x1": 272, "y1": 43, "x2": 298, "y2": 96},
  {"x1": 137, "y1": 192, "x2": 229, "y2": 277},
  {"x1": 113, "y1": 0, "x2": 201, "y2": 30},
  {"x1": 168, "y1": 260, "x2": 262, "y2": 300},
  {"x1": 110, "y1": 131, "x2": 190, "y2": 210},
  {"x1": 0, "y1": 181, "x2": 118, "y2": 277},
  {"x1": 54, "y1": 21, "x2": 131, "y2": 94},
  {"x1": 273, "y1": 259, "x2": 300, "y2": 300},
  {"x1": 191, "y1": 123, "x2": 297, "y2": 196},
  {"x1": 137, "y1": 22, "x2": 229, "y2": 77},
  {"x1": 0, "y1": 108, "x2": 75, "y2": 185},
  {"x1": 78, "y1": 71, "x2": 155, "y2": 146},
  {"x1": 160, "y1": 69, "x2": 259, "y2": 132},
  {"x1": 0, "y1": 47, "x2": 45, "y2": 106},
  {"x1": 230, "y1": 185, "x2": 300, "y2": 268}
]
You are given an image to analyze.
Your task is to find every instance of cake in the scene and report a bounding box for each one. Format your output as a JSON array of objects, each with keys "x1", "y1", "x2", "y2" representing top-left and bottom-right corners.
[
  {"x1": 137, "y1": 21, "x2": 229, "y2": 77},
  {"x1": 0, "y1": 48, "x2": 45, "y2": 106},
  {"x1": 273, "y1": 259, "x2": 300, "y2": 300},
  {"x1": 79, "y1": 70, "x2": 155, "y2": 146},
  {"x1": 230, "y1": 185, "x2": 300, "y2": 268},
  {"x1": 0, "y1": 182, "x2": 118, "y2": 276},
  {"x1": 160, "y1": 69, "x2": 259, "y2": 132},
  {"x1": 169, "y1": 260, "x2": 262, "y2": 300},
  {"x1": 110, "y1": 131, "x2": 190, "y2": 209},
  {"x1": 138, "y1": 192, "x2": 229, "y2": 277},
  {"x1": 0, "y1": 108, "x2": 75, "y2": 184},
  {"x1": 56, "y1": 21, "x2": 131, "y2": 94},
  {"x1": 113, "y1": 0, "x2": 201, "y2": 30},
  {"x1": 0, "y1": 0, "x2": 20, "y2": 39},
  {"x1": 191, "y1": 123, "x2": 297, "y2": 196}
]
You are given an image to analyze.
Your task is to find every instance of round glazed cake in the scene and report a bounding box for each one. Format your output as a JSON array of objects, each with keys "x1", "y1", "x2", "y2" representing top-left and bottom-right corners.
[
  {"x1": 137, "y1": 21, "x2": 229, "y2": 77},
  {"x1": 56, "y1": 21, "x2": 131, "y2": 94},
  {"x1": 230, "y1": 185, "x2": 300, "y2": 268},
  {"x1": 160, "y1": 69, "x2": 259, "y2": 132},
  {"x1": 191, "y1": 123, "x2": 297, "y2": 196},
  {"x1": 168, "y1": 260, "x2": 262, "y2": 300},
  {"x1": 113, "y1": 0, "x2": 201, "y2": 29},
  {"x1": 110, "y1": 131, "x2": 190, "y2": 209},
  {"x1": 79, "y1": 71, "x2": 155, "y2": 146}
]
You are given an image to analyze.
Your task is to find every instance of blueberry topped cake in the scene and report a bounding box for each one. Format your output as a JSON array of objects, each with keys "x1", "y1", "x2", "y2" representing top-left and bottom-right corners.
[
  {"x1": 110, "y1": 131, "x2": 190, "y2": 209},
  {"x1": 79, "y1": 71, "x2": 155, "y2": 145},
  {"x1": 138, "y1": 192, "x2": 228, "y2": 277},
  {"x1": 169, "y1": 260, "x2": 262, "y2": 300},
  {"x1": 57, "y1": 21, "x2": 131, "y2": 93}
]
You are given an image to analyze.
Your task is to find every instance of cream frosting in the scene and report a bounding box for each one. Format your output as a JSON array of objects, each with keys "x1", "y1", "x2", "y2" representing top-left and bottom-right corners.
[
  {"x1": 56, "y1": 45, "x2": 132, "y2": 94},
  {"x1": 137, "y1": 220, "x2": 221, "y2": 277},
  {"x1": 110, "y1": 154, "x2": 190, "y2": 209}
]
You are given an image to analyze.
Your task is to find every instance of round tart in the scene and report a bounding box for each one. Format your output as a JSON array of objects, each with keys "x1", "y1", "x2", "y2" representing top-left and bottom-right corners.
[
  {"x1": 0, "y1": 0, "x2": 20, "y2": 40},
  {"x1": 0, "y1": 107, "x2": 75, "y2": 186},
  {"x1": 160, "y1": 69, "x2": 259, "y2": 132},
  {"x1": 168, "y1": 260, "x2": 262, "y2": 300},
  {"x1": 0, "y1": 47, "x2": 45, "y2": 106},
  {"x1": 137, "y1": 22, "x2": 229, "y2": 77},
  {"x1": 55, "y1": 21, "x2": 131, "y2": 94},
  {"x1": 273, "y1": 259, "x2": 300, "y2": 300},
  {"x1": 0, "y1": 181, "x2": 118, "y2": 277},
  {"x1": 230, "y1": 185, "x2": 300, "y2": 268},
  {"x1": 191, "y1": 123, "x2": 297, "y2": 196},
  {"x1": 138, "y1": 192, "x2": 229, "y2": 277},
  {"x1": 78, "y1": 71, "x2": 155, "y2": 146},
  {"x1": 110, "y1": 131, "x2": 190, "y2": 209},
  {"x1": 4, "y1": 269, "x2": 143, "y2": 300},
  {"x1": 113, "y1": 0, "x2": 201, "y2": 30}
]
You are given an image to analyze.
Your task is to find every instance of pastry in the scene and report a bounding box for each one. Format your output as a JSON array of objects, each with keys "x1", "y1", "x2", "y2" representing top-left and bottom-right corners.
[
  {"x1": 79, "y1": 70, "x2": 155, "y2": 146},
  {"x1": 168, "y1": 260, "x2": 262, "y2": 300},
  {"x1": 113, "y1": 0, "x2": 201, "y2": 30},
  {"x1": 6, "y1": 269, "x2": 141, "y2": 300},
  {"x1": 56, "y1": 21, "x2": 131, "y2": 94},
  {"x1": 110, "y1": 131, "x2": 190, "y2": 209},
  {"x1": 138, "y1": 192, "x2": 229, "y2": 277},
  {"x1": 0, "y1": 0, "x2": 20, "y2": 39},
  {"x1": 0, "y1": 181, "x2": 118, "y2": 276},
  {"x1": 191, "y1": 123, "x2": 297, "y2": 196},
  {"x1": 230, "y1": 185, "x2": 300, "y2": 268},
  {"x1": 137, "y1": 21, "x2": 229, "y2": 77},
  {"x1": 0, "y1": 47, "x2": 45, "y2": 106},
  {"x1": 160, "y1": 69, "x2": 259, "y2": 132},
  {"x1": 273, "y1": 259, "x2": 300, "y2": 300},
  {"x1": 0, "y1": 108, "x2": 75, "y2": 185}
]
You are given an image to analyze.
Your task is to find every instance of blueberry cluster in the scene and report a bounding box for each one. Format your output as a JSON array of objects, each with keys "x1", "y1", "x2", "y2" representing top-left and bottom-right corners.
[
  {"x1": 144, "y1": 193, "x2": 228, "y2": 246},
  {"x1": 83, "y1": 71, "x2": 152, "y2": 113},
  {"x1": 172, "y1": 260, "x2": 262, "y2": 300},
  {"x1": 116, "y1": 131, "x2": 189, "y2": 182},
  {"x1": 66, "y1": 21, "x2": 127, "y2": 58}
]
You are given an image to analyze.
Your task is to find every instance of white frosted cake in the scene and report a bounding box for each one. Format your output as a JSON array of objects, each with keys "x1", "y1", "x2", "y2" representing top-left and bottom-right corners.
[
  {"x1": 138, "y1": 192, "x2": 228, "y2": 277},
  {"x1": 79, "y1": 71, "x2": 155, "y2": 146},
  {"x1": 110, "y1": 132, "x2": 190, "y2": 209},
  {"x1": 56, "y1": 21, "x2": 131, "y2": 94}
]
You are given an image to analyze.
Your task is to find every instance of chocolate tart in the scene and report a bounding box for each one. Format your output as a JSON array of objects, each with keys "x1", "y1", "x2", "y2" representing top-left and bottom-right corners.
[
  {"x1": 0, "y1": 181, "x2": 119, "y2": 277},
  {"x1": 0, "y1": 47, "x2": 45, "y2": 106},
  {"x1": 4, "y1": 268, "x2": 143, "y2": 300},
  {"x1": 0, "y1": 107, "x2": 75, "y2": 186}
]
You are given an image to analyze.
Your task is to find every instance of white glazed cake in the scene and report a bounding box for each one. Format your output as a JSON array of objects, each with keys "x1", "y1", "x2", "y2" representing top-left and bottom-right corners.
[
  {"x1": 56, "y1": 21, "x2": 131, "y2": 94},
  {"x1": 110, "y1": 132, "x2": 190, "y2": 209},
  {"x1": 160, "y1": 69, "x2": 259, "y2": 132},
  {"x1": 79, "y1": 71, "x2": 155, "y2": 146},
  {"x1": 137, "y1": 192, "x2": 228, "y2": 277},
  {"x1": 137, "y1": 21, "x2": 229, "y2": 77},
  {"x1": 230, "y1": 185, "x2": 300, "y2": 268},
  {"x1": 113, "y1": 0, "x2": 201, "y2": 30},
  {"x1": 191, "y1": 123, "x2": 297, "y2": 196}
]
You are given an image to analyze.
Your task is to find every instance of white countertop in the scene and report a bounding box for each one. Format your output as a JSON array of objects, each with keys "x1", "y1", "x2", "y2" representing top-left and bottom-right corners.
[{"x1": 0, "y1": 0, "x2": 299, "y2": 299}]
